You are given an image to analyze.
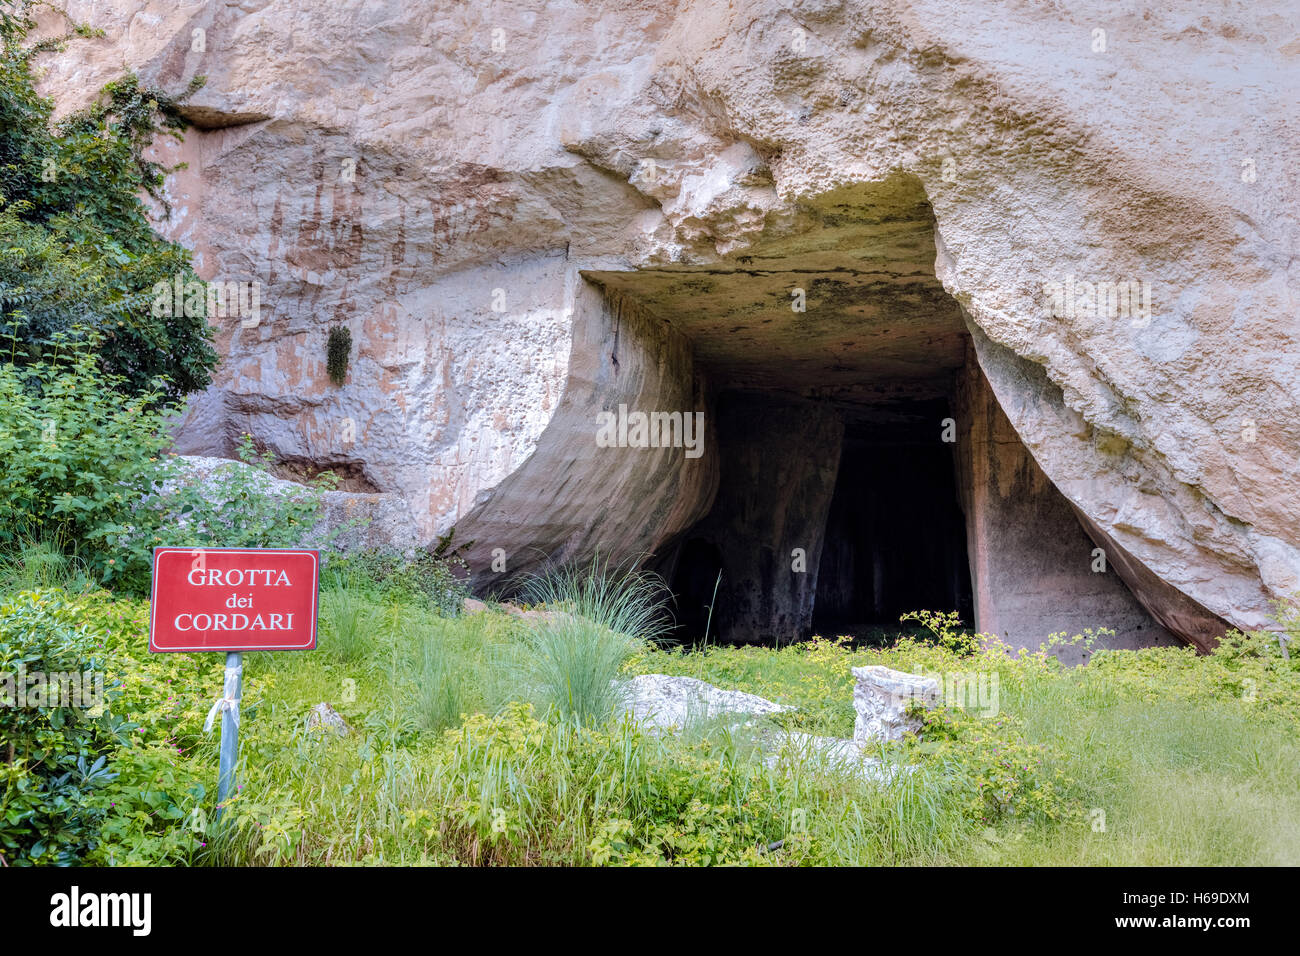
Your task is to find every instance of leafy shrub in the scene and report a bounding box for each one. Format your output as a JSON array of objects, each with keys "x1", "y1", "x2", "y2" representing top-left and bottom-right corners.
[
  {"x1": 0, "y1": 349, "x2": 333, "y2": 592},
  {"x1": 900, "y1": 609, "x2": 981, "y2": 656},
  {"x1": 913, "y1": 704, "x2": 1074, "y2": 827},
  {"x1": 58, "y1": 591, "x2": 222, "y2": 864},
  {"x1": 0, "y1": 5, "x2": 216, "y2": 402},
  {"x1": 161, "y1": 434, "x2": 338, "y2": 554},
  {"x1": 426, "y1": 704, "x2": 780, "y2": 865},
  {"x1": 0, "y1": 590, "x2": 134, "y2": 864},
  {"x1": 1084, "y1": 626, "x2": 1300, "y2": 724},
  {"x1": 0, "y1": 345, "x2": 173, "y2": 589}
]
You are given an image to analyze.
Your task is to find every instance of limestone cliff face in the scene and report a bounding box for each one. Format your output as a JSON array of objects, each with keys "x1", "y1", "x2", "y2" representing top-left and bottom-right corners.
[{"x1": 36, "y1": 0, "x2": 1299, "y2": 645}]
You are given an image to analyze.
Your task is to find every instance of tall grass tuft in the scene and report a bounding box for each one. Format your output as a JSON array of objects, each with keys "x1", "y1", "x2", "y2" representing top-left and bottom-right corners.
[
  {"x1": 317, "y1": 587, "x2": 384, "y2": 663},
  {"x1": 0, "y1": 539, "x2": 94, "y2": 593},
  {"x1": 513, "y1": 553, "x2": 672, "y2": 643},
  {"x1": 513, "y1": 555, "x2": 670, "y2": 725},
  {"x1": 415, "y1": 627, "x2": 469, "y2": 733},
  {"x1": 521, "y1": 614, "x2": 638, "y2": 726}
]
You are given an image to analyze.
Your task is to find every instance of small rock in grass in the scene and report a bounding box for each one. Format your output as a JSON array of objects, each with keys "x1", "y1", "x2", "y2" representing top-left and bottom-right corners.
[
  {"x1": 306, "y1": 702, "x2": 351, "y2": 735},
  {"x1": 851, "y1": 665, "x2": 940, "y2": 743},
  {"x1": 624, "y1": 673, "x2": 790, "y2": 731}
]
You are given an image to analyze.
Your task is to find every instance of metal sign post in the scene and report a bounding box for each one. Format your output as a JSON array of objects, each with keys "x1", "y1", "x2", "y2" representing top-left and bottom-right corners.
[
  {"x1": 215, "y1": 652, "x2": 243, "y2": 820},
  {"x1": 149, "y1": 547, "x2": 319, "y2": 822}
]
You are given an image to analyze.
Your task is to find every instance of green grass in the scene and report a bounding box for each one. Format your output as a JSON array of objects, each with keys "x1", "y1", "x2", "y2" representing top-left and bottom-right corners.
[
  {"x1": 0, "y1": 540, "x2": 96, "y2": 594},
  {"x1": 511, "y1": 554, "x2": 673, "y2": 642},
  {"x1": 517, "y1": 614, "x2": 639, "y2": 727},
  {"x1": 6, "y1": 554, "x2": 1298, "y2": 866},
  {"x1": 509, "y1": 557, "x2": 661, "y2": 725},
  {"x1": 629, "y1": 634, "x2": 1300, "y2": 865}
]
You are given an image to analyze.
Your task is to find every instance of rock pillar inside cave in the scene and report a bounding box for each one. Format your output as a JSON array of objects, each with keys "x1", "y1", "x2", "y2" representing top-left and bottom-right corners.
[
  {"x1": 666, "y1": 393, "x2": 842, "y2": 645},
  {"x1": 952, "y1": 342, "x2": 1181, "y2": 661}
]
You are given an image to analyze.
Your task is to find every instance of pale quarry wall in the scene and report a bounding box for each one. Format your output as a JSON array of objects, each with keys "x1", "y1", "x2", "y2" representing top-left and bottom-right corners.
[{"x1": 33, "y1": 0, "x2": 1300, "y2": 648}]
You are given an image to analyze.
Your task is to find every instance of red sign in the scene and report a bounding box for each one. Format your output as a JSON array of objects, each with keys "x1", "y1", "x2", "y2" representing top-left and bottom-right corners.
[{"x1": 149, "y1": 548, "x2": 319, "y2": 653}]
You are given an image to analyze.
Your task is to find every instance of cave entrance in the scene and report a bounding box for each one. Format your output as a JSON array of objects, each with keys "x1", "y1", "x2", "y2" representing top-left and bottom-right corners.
[
  {"x1": 588, "y1": 172, "x2": 974, "y2": 646},
  {"x1": 660, "y1": 388, "x2": 974, "y2": 646},
  {"x1": 583, "y1": 172, "x2": 1172, "y2": 652},
  {"x1": 813, "y1": 404, "x2": 974, "y2": 638}
]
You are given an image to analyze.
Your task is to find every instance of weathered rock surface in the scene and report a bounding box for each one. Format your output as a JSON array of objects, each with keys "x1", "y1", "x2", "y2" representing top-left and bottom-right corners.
[
  {"x1": 953, "y1": 349, "x2": 1190, "y2": 657},
  {"x1": 626, "y1": 673, "x2": 906, "y2": 782},
  {"x1": 672, "y1": 393, "x2": 843, "y2": 645},
  {"x1": 623, "y1": 673, "x2": 789, "y2": 731},
  {"x1": 35, "y1": 0, "x2": 1300, "y2": 649},
  {"x1": 166, "y1": 455, "x2": 422, "y2": 554},
  {"x1": 852, "y1": 665, "x2": 939, "y2": 743}
]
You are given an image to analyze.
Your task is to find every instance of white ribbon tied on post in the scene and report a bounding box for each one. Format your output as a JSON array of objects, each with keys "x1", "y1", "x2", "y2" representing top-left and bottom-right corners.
[{"x1": 203, "y1": 664, "x2": 242, "y2": 733}]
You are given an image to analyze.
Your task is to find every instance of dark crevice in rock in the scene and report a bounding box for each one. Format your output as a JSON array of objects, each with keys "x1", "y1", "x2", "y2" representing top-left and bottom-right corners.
[
  {"x1": 178, "y1": 106, "x2": 272, "y2": 130},
  {"x1": 271, "y1": 457, "x2": 381, "y2": 494}
]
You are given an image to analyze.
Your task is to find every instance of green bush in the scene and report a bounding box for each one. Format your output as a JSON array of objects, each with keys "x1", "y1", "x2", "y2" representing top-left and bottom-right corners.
[
  {"x1": 317, "y1": 588, "x2": 384, "y2": 664},
  {"x1": 425, "y1": 704, "x2": 782, "y2": 866},
  {"x1": 0, "y1": 539, "x2": 94, "y2": 593},
  {"x1": 162, "y1": 434, "x2": 337, "y2": 555},
  {"x1": 1083, "y1": 626, "x2": 1300, "y2": 724},
  {"x1": 0, "y1": 5, "x2": 217, "y2": 403},
  {"x1": 899, "y1": 609, "x2": 981, "y2": 656},
  {"x1": 913, "y1": 704, "x2": 1075, "y2": 827},
  {"x1": 0, "y1": 590, "x2": 133, "y2": 864},
  {"x1": 0, "y1": 348, "x2": 348, "y2": 591},
  {"x1": 0, "y1": 344, "x2": 173, "y2": 589}
]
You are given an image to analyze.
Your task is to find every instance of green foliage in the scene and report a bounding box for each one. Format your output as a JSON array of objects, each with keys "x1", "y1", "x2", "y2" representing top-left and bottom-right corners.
[
  {"x1": 322, "y1": 547, "x2": 467, "y2": 616},
  {"x1": 0, "y1": 347, "x2": 334, "y2": 591},
  {"x1": 0, "y1": 538, "x2": 94, "y2": 592},
  {"x1": 0, "y1": 590, "x2": 135, "y2": 864},
  {"x1": 518, "y1": 614, "x2": 640, "y2": 727},
  {"x1": 900, "y1": 609, "x2": 981, "y2": 656},
  {"x1": 510, "y1": 556, "x2": 670, "y2": 725},
  {"x1": 0, "y1": 344, "x2": 173, "y2": 588},
  {"x1": 67, "y1": 591, "x2": 227, "y2": 864},
  {"x1": 415, "y1": 633, "x2": 464, "y2": 734},
  {"x1": 913, "y1": 705, "x2": 1074, "y2": 826},
  {"x1": 325, "y1": 325, "x2": 351, "y2": 386},
  {"x1": 162, "y1": 434, "x2": 337, "y2": 554},
  {"x1": 0, "y1": 3, "x2": 216, "y2": 402},
  {"x1": 513, "y1": 553, "x2": 673, "y2": 643},
  {"x1": 0, "y1": 590, "x2": 110, "y2": 864},
  {"x1": 426, "y1": 704, "x2": 777, "y2": 865},
  {"x1": 8, "y1": 579, "x2": 1300, "y2": 867},
  {"x1": 317, "y1": 588, "x2": 383, "y2": 664},
  {"x1": 1083, "y1": 626, "x2": 1300, "y2": 724}
]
